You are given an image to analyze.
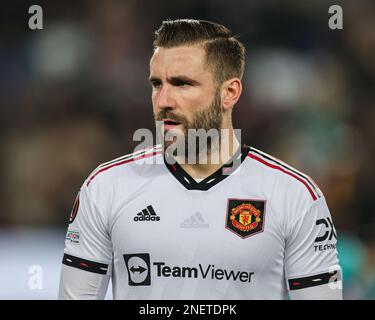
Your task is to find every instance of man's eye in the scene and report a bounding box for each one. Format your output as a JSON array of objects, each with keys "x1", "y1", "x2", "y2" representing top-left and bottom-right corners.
[
  {"x1": 175, "y1": 81, "x2": 190, "y2": 87},
  {"x1": 151, "y1": 82, "x2": 162, "y2": 88}
]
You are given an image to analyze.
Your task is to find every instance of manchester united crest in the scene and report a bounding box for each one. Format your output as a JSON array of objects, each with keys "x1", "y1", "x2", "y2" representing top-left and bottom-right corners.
[{"x1": 226, "y1": 199, "x2": 266, "y2": 238}]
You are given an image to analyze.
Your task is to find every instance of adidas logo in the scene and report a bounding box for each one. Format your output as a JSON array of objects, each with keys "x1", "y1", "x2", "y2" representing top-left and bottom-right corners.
[
  {"x1": 134, "y1": 205, "x2": 160, "y2": 222},
  {"x1": 180, "y1": 212, "x2": 209, "y2": 229}
]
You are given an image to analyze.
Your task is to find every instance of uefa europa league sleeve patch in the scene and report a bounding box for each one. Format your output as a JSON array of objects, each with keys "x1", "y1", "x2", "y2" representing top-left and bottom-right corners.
[
  {"x1": 226, "y1": 199, "x2": 266, "y2": 239},
  {"x1": 69, "y1": 191, "x2": 80, "y2": 224}
]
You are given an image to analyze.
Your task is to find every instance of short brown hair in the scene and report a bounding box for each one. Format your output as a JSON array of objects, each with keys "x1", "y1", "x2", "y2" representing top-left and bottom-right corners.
[{"x1": 153, "y1": 19, "x2": 246, "y2": 85}]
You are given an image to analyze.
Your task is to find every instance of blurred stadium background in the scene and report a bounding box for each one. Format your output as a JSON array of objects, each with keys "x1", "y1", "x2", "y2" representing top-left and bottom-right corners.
[{"x1": 0, "y1": 0, "x2": 374, "y2": 299}]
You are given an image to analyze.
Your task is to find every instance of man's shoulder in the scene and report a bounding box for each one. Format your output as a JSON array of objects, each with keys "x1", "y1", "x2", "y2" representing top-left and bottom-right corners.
[
  {"x1": 84, "y1": 145, "x2": 163, "y2": 188},
  {"x1": 245, "y1": 146, "x2": 323, "y2": 203}
]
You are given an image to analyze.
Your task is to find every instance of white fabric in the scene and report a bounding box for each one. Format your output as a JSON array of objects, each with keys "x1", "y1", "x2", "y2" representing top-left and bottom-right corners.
[
  {"x1": 289, "y1": 282, "x2": 343, "y2": 300},
  {"x1": 59, "y1": 264, "x2": 110, "y2": 300},
  {"x1": 59, "y1": 145, "x2": 342, "y2": 299}
]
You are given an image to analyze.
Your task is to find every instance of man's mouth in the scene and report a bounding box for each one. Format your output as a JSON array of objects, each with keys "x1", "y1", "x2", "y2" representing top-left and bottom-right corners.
[{"x1": 163, "y1": 119, "x2": 182, "y2": 129}]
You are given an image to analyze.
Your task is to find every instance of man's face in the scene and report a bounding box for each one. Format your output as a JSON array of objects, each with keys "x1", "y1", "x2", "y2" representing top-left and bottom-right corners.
[{"x1": 149, "y1": 45, "x2": 222, "y2": 150}]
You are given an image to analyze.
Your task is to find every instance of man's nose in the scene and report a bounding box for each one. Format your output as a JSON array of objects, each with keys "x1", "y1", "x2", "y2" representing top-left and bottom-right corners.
[{"x1": 156, "y1": 85, "x2": 176, "y2": 110}]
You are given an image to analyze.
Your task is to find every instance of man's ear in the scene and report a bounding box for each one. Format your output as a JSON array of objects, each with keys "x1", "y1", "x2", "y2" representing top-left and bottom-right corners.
[{"x1": 221, "y1": 78, "x2": 242, "y2": 111}]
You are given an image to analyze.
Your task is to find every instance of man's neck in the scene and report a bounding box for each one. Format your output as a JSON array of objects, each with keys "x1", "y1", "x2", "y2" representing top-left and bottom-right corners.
[{"x1": 178, "y1": 129, "x2": 240, "y2": 179}]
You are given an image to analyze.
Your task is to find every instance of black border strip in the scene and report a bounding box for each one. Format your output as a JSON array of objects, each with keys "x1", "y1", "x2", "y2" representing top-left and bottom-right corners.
[
  {"x1": 288, "y1": 271, "x2": 339, "y2": 290},
  {"x1": 62, "y1": 254, "x2": 108, "y2": 275},
  {"x1": 164, "y1": 145, "x2": 249, "y2": 191}
]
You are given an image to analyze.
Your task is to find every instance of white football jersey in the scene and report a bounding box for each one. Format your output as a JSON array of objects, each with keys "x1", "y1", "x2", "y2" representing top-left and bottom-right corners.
[{"x1": 59, "y1": 144, "x2": 341, "y2": 299}]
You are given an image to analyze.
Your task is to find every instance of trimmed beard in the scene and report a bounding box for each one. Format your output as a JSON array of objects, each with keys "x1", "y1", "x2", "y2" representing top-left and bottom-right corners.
[{"x1": 154, "y1": 90, "x2": 223, "y2": 162}]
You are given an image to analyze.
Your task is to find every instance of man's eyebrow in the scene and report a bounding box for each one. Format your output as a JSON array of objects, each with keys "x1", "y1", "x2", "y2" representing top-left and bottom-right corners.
[
  {"x1": 149, "y1": 76, "x2": 160, "y2": 83},
  {"x1": 168, "y1": 76, "x2": 200, "y2": 85},
  {"x1": 148, "y1": 75, "x2": 200, "y2": 85}
]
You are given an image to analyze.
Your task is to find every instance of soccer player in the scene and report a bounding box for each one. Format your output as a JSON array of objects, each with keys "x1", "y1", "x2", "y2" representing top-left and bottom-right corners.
[{"x1": 59, "y1": 19, "x2": 342, "y2": 299}]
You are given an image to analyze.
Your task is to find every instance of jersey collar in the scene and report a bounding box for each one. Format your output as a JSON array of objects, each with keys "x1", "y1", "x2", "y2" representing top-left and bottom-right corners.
[{"x1": 164, "y1": 144, "x2": 249, "y2": 191}]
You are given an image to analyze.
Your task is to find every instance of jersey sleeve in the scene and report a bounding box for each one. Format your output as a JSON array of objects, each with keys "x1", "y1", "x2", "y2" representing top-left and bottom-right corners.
[
  {"x1": 58, "y1": 180, "x2": 113, "y2": 299},
  {"x1": 284, "y1": 196, "x2": 343, "y2": 299}
]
